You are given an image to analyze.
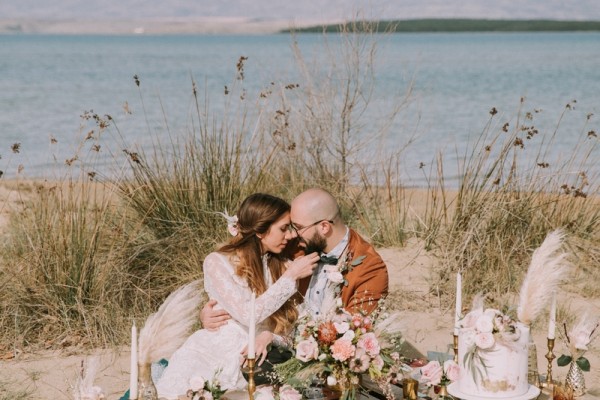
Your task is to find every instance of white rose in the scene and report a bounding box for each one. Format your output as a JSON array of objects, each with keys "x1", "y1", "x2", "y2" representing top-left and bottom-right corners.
[
  {"x1": 484, "y1": 308, "x2": 500, "y2": 319},
  {"x1": 475, "y1": 315, "x2": 494, "y2": 333},
  {"x1": 334, "y1": 321, "x2": 350, "y2": 334},
  {"x1": 326, "y1": 270, "x2": 344, "y2": 284},
  {"x1": 189, "y1": 376, "x2": 206, "y2": 392},
  {"x1": 327, "y1": 375, "x2": 338, "y2": 386},
  {"x1": 461, "y1": 309, "x2": 483, "y2": 329},
  {"x1": 462, "y1": 329, "x2": 476, "y2": 347},
  {"x1": 342, "y1": 329, "x2": 355, "y2": 341},
  {"x1": 475, "y1": 332, "x2": 495, "y2": 349}
]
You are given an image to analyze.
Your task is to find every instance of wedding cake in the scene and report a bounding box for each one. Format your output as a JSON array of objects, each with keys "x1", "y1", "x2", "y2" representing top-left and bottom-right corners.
[{"x1": 456, "y1": 309, "x2": 529, "y2": 398}]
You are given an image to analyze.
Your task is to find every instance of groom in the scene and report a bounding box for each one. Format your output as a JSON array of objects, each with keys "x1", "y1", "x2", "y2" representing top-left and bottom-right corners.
[{"x1": 201, "y1": 187, "x2": 389, "y2": 333}]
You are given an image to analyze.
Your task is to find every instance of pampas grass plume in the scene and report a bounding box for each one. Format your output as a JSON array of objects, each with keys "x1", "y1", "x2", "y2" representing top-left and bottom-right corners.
[
  {"x1": 517, "y1": 230, "x2": 570, "y2": 325},
  {"x1": 138, "y1": 280, "x2": 203, "y2": 365}
]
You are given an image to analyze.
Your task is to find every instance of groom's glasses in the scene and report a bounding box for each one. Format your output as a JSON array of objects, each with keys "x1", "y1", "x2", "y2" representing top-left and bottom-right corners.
[{"x1": 291, "y1": 219, "x2": 334, "y2": 235}]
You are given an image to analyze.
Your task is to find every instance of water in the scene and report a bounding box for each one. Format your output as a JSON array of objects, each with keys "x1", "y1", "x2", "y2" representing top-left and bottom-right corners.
[{"x1": 1, "y1": 32, "x2": 599, "y2": 185}]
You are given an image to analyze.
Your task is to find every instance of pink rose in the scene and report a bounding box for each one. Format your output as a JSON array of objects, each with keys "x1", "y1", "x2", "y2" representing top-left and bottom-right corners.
[
  {"x1": 443, "y1": 360, "x2": 460, "y2": 382},
  {"x1": 475, "y1": 331, "x2": 495, "y2": 349},
  {"x1": 279, "y1": 385, "x2": 302, "y2": 400},
  {"x1": 331, "y1": 338, "x2": 356, "y2": 361},
  {"x1": 372, "y1": 355, "x2": 384, "y2": 371},
  {"x1": 420, "y1": 360, "x2": 443, "y2": 386},
  {"x1": 357, "y1": 332, "x2": 380, "y2": 357},
  {"x1": 296, "y1": 337, "x2": 319, "y2": 362},
  {"x1": 203, "y1": 392, "x2": 213, "y2": 400}
]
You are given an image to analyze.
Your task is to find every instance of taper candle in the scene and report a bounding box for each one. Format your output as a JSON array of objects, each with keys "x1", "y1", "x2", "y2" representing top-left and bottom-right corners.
[
  {"x1": 248, "y1": 292, "x2": 256, "y2": 359},
  {"x1": 454, "y1": 271, "x2": 462, "y2": 335},
  {"x1": 130, "y1": 322, "x2": 138, "y2": 399},
  {"x1": 548, "y1": 293, "x2": 556, "y2": 340}
]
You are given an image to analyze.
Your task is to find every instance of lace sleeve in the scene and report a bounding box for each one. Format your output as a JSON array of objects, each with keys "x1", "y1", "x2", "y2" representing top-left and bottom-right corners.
[{"x1": 203, "y1": 252, "x2": 297, "y2": 327}]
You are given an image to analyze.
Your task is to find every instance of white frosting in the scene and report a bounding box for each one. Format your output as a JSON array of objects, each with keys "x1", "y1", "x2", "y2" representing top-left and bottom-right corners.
[{"x1": 457, "y1": 323, "x2": 529, "y2": 398}]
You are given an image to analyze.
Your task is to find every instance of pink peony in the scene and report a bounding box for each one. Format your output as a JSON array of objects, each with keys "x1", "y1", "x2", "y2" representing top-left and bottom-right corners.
[
  {"x1": 475, "y1": 331, "x2": 495, "y2": 349},
  {"x1": 279, "y1": 385, "x2": 302, "y2": 400},
  {"x1": 296, "y1": 337, "x2": 319, "y2": 362},
  {"x1": 443, "y1": 360, "x2": 460, "y2": 382},
  {"x1": 331, "y1": 338, "x2": 356, "y2": 361},
  {"x1": 357, "y1": 332, "x2": 380, "y2": 357},
  {"x1": 420, "y1": 360, "x2": 443, "y2": 386}
]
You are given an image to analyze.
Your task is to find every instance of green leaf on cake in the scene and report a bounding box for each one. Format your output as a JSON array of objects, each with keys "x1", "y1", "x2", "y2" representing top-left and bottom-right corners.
[
  {"x1": 576, "y1": 357, "x2": 590, "y2": 372},
  {"x1": 557, "y1": 354, "x2": 572, "y2": 367}
]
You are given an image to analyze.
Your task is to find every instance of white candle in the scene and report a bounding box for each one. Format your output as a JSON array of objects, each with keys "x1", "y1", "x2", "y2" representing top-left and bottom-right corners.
[
  {"x1": 130, "y1": 322, "x2": 138, "y2": 399},
  {"x1": 454, "y1": 271, "x2": 462, "y2": 336},
  {"x1": 548, "y1": 293, "x2": 557, "y2": 340},
  {"x1": 248, "y1": 292, "x2": 256, "y2": 359}
]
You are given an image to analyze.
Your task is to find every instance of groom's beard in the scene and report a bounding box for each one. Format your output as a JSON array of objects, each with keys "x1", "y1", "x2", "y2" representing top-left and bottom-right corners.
[{"x1": 304, "y1": 231, "x2": 327, "y2": 254}]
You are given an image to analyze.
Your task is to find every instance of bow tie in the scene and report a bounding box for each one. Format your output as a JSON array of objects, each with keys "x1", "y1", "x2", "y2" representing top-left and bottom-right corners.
[{"x1": 319, "y1": 255, "x2": 339, "y2": 265}]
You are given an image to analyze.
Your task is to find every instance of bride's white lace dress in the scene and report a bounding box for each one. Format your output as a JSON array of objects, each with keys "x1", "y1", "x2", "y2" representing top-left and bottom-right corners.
[{"x1": 155, "y1": 252, "x2": 296, "y2": 399}]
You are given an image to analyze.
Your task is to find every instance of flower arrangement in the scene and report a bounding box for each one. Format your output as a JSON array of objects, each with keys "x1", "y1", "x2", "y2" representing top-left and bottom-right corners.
[
  {"x1": 460, "y1": 304, "x2": 523, "y2": 382},
  {"x1": 274, "y1": 302, "x2": 405, "y2": 400},
  {"x1": 185, "y1": 372, "x2": 226, "y2": 400},
  {"x1": 419, "y1": 359, "x2": 460, "y2": 388},
  {"x1": 557, "y1": 312, "x2": 600, "y2": 373},
  {"x1": 254, "y1": 384, "x2": 302, "y2": 400}
]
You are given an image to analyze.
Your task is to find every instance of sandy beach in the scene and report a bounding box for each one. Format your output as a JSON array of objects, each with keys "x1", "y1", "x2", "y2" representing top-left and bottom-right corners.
[{"x1": 2, "y1": 235, "x2": 599, "y2": 399}]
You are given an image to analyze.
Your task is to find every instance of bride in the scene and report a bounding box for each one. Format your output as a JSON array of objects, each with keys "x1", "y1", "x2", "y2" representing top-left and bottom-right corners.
[{"x1": 156, "y1": 193, "x2": 319, "y2": 399}]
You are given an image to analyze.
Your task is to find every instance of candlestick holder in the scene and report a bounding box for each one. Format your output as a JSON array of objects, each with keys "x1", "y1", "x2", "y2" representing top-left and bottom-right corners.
[
  {"x1": 453, "y1": 334, "x2": 458, "y2": 363},
  {"x1": 243, "y1": 357, "x2": 260, "y2": 400},
  {"x1": 545, "y1": 337, "x2": 556, "y2": 388}
]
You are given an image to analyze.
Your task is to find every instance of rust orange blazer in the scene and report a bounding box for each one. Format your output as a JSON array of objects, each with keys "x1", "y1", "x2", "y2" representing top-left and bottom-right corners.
[{"x1": 298, "y1": 228, "x2": 389, "y2": 315}]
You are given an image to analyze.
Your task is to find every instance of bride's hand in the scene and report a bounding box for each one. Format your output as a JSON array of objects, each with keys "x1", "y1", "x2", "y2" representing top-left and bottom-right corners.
[
  {"x1": 283, "y1": 252, "x2": 320, "y2": 280},
  {"x1": 240, "y1": 331, "x2": 274, "y2": 366}
]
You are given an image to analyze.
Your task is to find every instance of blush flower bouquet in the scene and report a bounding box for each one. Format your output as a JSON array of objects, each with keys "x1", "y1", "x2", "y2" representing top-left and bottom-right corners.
[
  {"x1": 419, "y1": 359, "x2": 460, "y2": 387},
  {"x1": 185, "y1": 372, "x2": 226, "y2": 400},
  {"x1": 274, "y1": 302, "x2": 405, "y2": 400}
]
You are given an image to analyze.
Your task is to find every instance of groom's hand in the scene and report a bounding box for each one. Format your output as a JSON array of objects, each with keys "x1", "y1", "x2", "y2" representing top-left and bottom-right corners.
[{"x1": 200, "y1": 299, "x2": 231, "y2": 331}]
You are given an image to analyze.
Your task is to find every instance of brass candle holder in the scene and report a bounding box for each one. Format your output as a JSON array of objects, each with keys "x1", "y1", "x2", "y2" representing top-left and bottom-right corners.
[
  {"x1": 453, "y1": 334, "x2": 459, "y2": 363},
  {"x1": 545, "y1": 337, "x2": 556, "y2": 388},
  {"x1": 244, "y1": 357, "x2": 258, "y2": 400}
]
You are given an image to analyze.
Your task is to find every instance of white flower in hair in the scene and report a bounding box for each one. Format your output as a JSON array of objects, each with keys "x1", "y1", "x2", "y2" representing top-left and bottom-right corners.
[{"x1": 215, "y1": 210, "x2": 239, "y2": 236}]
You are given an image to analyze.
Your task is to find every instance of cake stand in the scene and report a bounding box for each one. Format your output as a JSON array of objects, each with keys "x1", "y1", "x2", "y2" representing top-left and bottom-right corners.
[{"x1": 447, "y1": 382, "x2": 541, "y2": 400}]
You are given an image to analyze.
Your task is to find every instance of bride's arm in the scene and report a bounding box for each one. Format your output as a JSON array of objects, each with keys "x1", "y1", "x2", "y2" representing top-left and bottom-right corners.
[{"x1": 204, "y1": 253, "x2": 306, "y2": 326}]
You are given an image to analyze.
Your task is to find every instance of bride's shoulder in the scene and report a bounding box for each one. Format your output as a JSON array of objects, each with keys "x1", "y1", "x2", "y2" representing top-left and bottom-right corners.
[{"x1": 204, "y1": 251, "x2": 238, "y2": 268}]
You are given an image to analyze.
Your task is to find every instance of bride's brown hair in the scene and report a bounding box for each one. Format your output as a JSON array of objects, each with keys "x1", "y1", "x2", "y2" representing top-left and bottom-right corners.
[{"x1": 218, "y1": 193, "x2": 299, "y2": 335}]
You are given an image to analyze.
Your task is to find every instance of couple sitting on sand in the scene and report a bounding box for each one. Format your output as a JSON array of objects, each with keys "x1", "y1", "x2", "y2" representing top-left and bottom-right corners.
[{"x1": 155, "y1": 188, "x2": 389, "y2": 399}]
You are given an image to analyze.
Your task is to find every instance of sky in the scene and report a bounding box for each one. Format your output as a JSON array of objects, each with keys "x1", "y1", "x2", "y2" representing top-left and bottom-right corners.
[{"x1": 2, "y1": 0, "x2": 600, "y2": 22}]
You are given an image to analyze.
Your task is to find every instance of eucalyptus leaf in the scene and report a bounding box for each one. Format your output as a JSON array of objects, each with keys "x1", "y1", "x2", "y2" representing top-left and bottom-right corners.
[
  {"x1": 557, "y1": 354, "x2": 572, "y2": 366},
  {"x1": 350, "y1": 255, "x2": 366, "y2": 266},
  {"x1": 577, "y1": 356, "x2": 591, "y2": 372}
]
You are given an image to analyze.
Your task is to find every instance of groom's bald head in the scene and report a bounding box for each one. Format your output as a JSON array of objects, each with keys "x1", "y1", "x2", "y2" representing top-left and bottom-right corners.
[{"x1": 291, "y1": 188, "x2": 341, "y2": 223}]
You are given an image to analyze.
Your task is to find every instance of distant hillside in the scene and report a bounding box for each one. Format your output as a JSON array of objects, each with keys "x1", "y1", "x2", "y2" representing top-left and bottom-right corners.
[{"x1": 284, "y1": 19, "x2": 600, "y2": 33}]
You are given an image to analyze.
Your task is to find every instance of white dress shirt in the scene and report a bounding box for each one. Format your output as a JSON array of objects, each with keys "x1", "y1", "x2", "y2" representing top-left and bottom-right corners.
[{"x1": 305, "y1": 227, "x2": 349, "y2": 318}]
